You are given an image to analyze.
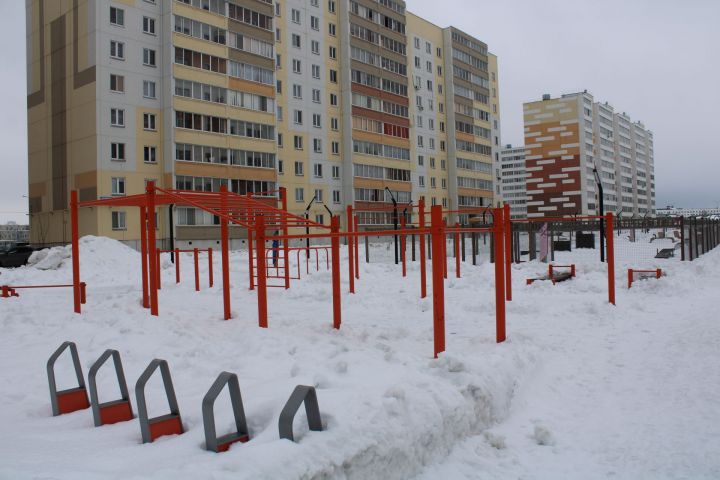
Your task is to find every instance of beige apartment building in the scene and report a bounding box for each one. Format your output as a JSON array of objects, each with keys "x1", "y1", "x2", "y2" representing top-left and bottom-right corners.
[{"x1": 26, "y1": 0, "x2": 500, "y2": 247}]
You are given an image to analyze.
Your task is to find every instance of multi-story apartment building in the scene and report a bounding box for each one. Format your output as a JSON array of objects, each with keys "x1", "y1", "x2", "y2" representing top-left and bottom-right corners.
[
  {"x1": 498, "y1": 144, "x2": 527, "y2": 219},
  {"x1": 523, "y1": 91, "x2": 655, "y2": 219},
  {"x1": 26, "y1": 0, "x2": 499, "y2": 246}
]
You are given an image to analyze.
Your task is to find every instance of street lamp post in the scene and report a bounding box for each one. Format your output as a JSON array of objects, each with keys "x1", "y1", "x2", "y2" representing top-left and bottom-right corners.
[
  {"x1": 593, "y1": 166, "x2": 605, "y2": 262},
  {"x1": 385, "y1": 187, "x2": 399, "y2": 265}
]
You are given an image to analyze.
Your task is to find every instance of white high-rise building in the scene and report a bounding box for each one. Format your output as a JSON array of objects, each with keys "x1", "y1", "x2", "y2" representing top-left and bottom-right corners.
[{"x1": 499, "y1": 145, "x2": 527, "y2": 218}]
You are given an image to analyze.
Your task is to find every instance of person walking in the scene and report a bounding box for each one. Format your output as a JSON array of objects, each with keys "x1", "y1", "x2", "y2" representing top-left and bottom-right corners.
[{"x1": 272, "y1": 231, "x2": 280, "y2": 268}]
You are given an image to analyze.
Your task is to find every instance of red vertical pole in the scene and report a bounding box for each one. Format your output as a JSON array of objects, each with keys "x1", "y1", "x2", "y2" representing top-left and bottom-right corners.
[
  {"x1": 140, "y1": 206, "x2": 149, "y2": 308},
  {"x1": 146, "y1": 182, "x2": 158, "y2": 316},
  {"x1": 331, "y1": 216, "x2": 342, "y2": 329},
  {"x1": 606, "y1": 212, "x2": 615, "y2": 305},
  {"x1": 493, "y1": 207, "x2": 506, "y2": 343},
  {"x1": 354, "y1": 216, "x2": 360, "y2": 279},
  {"x1": 256, "y1": 216, "x2": 268, "y2": 328},
  {"x1": 442, "y1": 221, "x2": 448, "y2": 280},
  {"x1": 504, "y1": 203, "x2": 512, "y2": 301},
  {"x1": 248, "y1": 228, "x2": 255, "y2": 290},
  {"x1": 430, "y1": 206, "x2": 445, "y2": 358},
  {"x1": 175, "y1": 248, "x2": 180, "y2": 284},
  {"x1": 156, "y1": 251, "x2": 161, "y2": 290},
  {"x1": 347, "y1": 205, "x2": 355, "y2": 293},
  {"x1": 280, "y1": 187, "x2": 290, "y2": 290},
  {"x1": 656, "y1": 268, "x2": 661, "y2": 279},
  {"x1": 80, "y1": 282, "x2": 87, "y2": 304},
  {"x1": 401, "y1": 215, "x2": 407, "y2": 277},
  {"x1": 194, "y1": 248, "x2": 200, "y2": 291},
  {"x1": 454, "y1": 223, "x2": 460, "y2": 278},
  {"x1": 70, "y1": 190, "x2": 81, "y2": 314},
  {"x1": 208, "y1": 248, "x2": 213, "y2": 288},
  {"x1": 628, "y1": 269, "x2": 633, "y2": 289},
  {"x1": 220, "y1": 186, "x2": 231, "y2": 320},
  {"x1": 419, "y1": 199, "x2": 427, "y2": 299}
]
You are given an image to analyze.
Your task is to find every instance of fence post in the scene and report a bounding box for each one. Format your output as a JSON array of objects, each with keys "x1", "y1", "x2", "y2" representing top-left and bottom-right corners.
[
  {"x1": 346, "y1": 206, "x2": 355, "y2": 293},
  {"x1": 493, "y1": 207, "x2": 506, "y2": 343},
  {"x1": 401, "y1": 216, "x2": 407, "y2": 277},
  {"x1": 331, "y1": 216, "x2": 342, "y2": 329},
  {"x1": 430, "y1": 206, "x2": 445, "y2": 358},
  {"x1": 471, "y1": 231, "x2": 477, "y2": 266},
  {"x1": 680, "y1": 216, "x2": 685, "y2": 261},
  {"x1": 256, "y1": 216, "x2": 268, "y2": 328},
  {"x1": 146, "y1": 182, "x2": 158, "y2": 316},
  {"x1": 194, "y1": 248, "x2": 200, "y2": 291},
  {"x1": 208, "y1": 248, "x2": 213, "y2": 288},
  {"x1": 280, "y1": 187, "x2": 291, "y2": 290},
  {"x1": 454, "y1": 223, "x2": 460, "y2": 278},
  {"x1": 70, "y1": 191, "x2": 81, "y2": 314},
  {"x1": 365, "y1": 232, "x2": 369, "y2": 264},
  {"x1": 354, "y1": 216, "x2": 360, "y2": 279},
  {"x1": 248, "y1": 229, "x2": 255, "y2": 289},
  {"x1": 606, "y1": 212, "x2": 615, "y2": 305},
  {"x1": 504, "y1": 204, "x2": 512, "y2": 302},
  {"x1": 140, "y1": 206, "x2": 149, "y2": 308},
  {"x1": 220, "y1": 186, "x2": 231, "y2": 320},
  {"x1": 419, "y1": 198, "x2": 427, "y2": 299},
  {"x1": 175, "y1": 248, "x2": 180, "y2": 284},
  {"x1": 461, "y1": 231, "x2": 466, "y2": 262}
]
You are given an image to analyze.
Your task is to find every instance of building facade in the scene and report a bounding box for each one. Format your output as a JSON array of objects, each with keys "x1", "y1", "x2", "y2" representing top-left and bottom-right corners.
[
  {"x1": 498, "y1": 144, "x2": 526, "y2": 219},
  {"x1": 523, "y1": 91, "x2": 655, "y2": 219},
  {"x1": 0, "y1": 223, "x2": 31, "y2": 249},
  {"x1": 26, "y1": 0, "x2": 499, "y2": 246}
]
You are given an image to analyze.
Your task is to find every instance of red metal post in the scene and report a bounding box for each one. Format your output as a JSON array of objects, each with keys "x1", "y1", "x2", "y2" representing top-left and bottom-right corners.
[
  {"x1": 504, "y1": 203, "x2": 512, "y2": 301},
  {"x1": 140, "y1": 206, "x2": 149, "y2": 308},
  {"x1": 256, "y1": 215, "x2": 268, "y2": 328},
  {"x1": 493, "y1": 207, "x2": 506, "y2": 343},
  {"x1": 401, "y1": 215, "x2": 407, "y2": 277},
  {"x1": 248, "y1": 229, "x2": 255, "y2": 290},
  {"x1": 354, "y1": 215, "x2": 360, "y2": 279},
  {"x1": 70, "y1": 190, "x2": 81, "y2": 314},
  {"x1": 194, "y1": 248, "x2": 200, "y2": 291},
  {"x1": 280, "y1": 187, "x2": 290, "y2": 290},
  {"x1": 419, "y1": 198, "x2": 427, "y2": 299},
  {"x1": 220, "y1": 186, "x2": 231, "y2": 320},
  {"x1": 156, "y1": 251, "x2": 161, "y2": 290},
  {"x1": 430, "y1": 206, "x2": 445, "y2": 358},
  {"x1": 175, "y1": 248, "x2": 180, "y2": 284},
  {"x1": 331, "y1": 216, "x2": 342, "y2": 329},
  {"x1": 146, "y1": 182, "x2": 158, "y2": 316},
  {"x1": 347, "y1": 205, "x2": 355, "y2": 293},
  {"x1": 656, "y1": 268, "x2": 662, "y2": 279},
  {"x1": 454, "y1": 222, "x2": 460, "y2": 278},
  {"x1": 606, "y1": 212, "x2": 616, "y2": 305},
  {"x1": 208, "y1": 248, "x2": 213, "y2": 288},
  {"x1": 443, "y1": 222, "x2": 448, "y2": 280},
  {"x1": 628, "y1": 269, "x2": 633, "y2": 289},
  {"x1": 80, "y1": 282, "x2": 87, "y2": 304}
]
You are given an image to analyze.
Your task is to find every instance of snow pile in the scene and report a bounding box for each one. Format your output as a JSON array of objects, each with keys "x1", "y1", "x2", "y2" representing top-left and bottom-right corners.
[{"x1": 1, "y1": 236, "x2": 719, "y2": 479}]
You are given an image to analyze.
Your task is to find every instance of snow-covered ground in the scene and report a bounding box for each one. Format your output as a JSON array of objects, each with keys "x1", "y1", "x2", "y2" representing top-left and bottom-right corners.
[{"x1": 0, "y1": 236, "x2": 718, "y2": 479}]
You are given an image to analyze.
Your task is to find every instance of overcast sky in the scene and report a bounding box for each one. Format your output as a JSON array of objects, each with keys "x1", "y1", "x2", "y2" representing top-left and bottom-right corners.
[{"x1": 1, "y1": 0, "x2": 718, "y2": 224}]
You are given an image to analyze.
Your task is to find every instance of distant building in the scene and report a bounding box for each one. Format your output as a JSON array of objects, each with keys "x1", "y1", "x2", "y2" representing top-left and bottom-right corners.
[
  {"x1": 656, "y1": 206, "x2": 720, "y2": 218},
  {"x1": 0, "y1": 222, "x2": 30, "y2": 248},
  {"x1": 498, "y1": 145, "x2": 527, "y2": 219},
  {"x1": 523, "y1": 91, "x2": 655, "y2": 218}
]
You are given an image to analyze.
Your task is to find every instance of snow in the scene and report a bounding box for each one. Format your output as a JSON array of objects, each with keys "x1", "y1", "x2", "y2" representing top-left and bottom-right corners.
[{"x1": 1, "y1": 235, "x2": 719, "y2": 479}]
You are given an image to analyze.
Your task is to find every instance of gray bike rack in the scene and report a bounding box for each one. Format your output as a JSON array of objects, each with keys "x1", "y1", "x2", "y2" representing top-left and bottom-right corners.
[
  {"x1": 278, "y1": 385, "x2": 323, "y2": 442},
  {"x1": 202, "y1": 372, "x2": 250, "y2": 452},
  {"x1": 47, "y1": 341, "x2": 90, "y2": 416},
  {"x1": 88, "y1": 349, "x2": 134, "y2": 427},
  {"x1": 135, "y1": 359, "x2": 183, "y2": 443}
]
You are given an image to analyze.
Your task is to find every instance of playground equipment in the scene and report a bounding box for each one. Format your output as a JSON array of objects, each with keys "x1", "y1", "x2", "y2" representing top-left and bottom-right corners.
[
  {"x1": 278, "y1": 385, "x2": 323, "y2": 442},
  {"x1": 47, "y1": 341, "x2": 90, "y2": 416},
  {"x1": 526, "y1": 264, "x2": 577, "y2": 285},
  {"x1": 135, "y1": 359, "x2": 183, "y2": 443},
  {"x1": 88, "y1": 349, "x2": 134, "y2": 427},
  {"x1": 628, "y1": 268, "x2": 663, "y2": 289},
  {"x1": 157, "y1": 248, "x2": 213, "y2": 291},
  {"x1": 2, "y1": 282, "x2": 86, "y2": 301}
]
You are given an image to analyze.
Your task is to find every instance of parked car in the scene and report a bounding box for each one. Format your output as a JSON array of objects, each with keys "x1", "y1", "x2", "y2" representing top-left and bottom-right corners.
[{"x1": 0, "y1": 244, "x2": 36, "y2": 268}]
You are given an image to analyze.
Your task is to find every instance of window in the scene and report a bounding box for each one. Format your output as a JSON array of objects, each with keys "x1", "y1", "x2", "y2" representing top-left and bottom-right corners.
[
  {"x1": 313, "y1": 163, "x2": 323, "y2": 177},
  {"x1": 294, "y1": 161, "x2": 304, "y2": 176},
  {"x1": 418, "y1": 155, "x2": 424, "y2": 166},
  {"x1": 328, "y1": 0, "x2": 336, "y2": 13},
  {"x1": 143, "y1": 113, "x2": 157, "y2": 131},
  {"x1": 111, "y1": 177, "x2": 126, "y2": 196},
  {"x1": 311, "y1": 16, "x2": 319, "y2": 30},
  {"x1": 111, "y1": 211, "x2": 126, "y2": 230},
  {"x1": 110, "y1": 74, "x2": 124, "y2": 93},
  {"x1": 277, "y1": 159, "x2": 283, "y2": 174},
  {"x1": 294, "y1": 135, "x2": 303, "y2": 150},
  {"x1": 110, "y1": 40, "x2": 124, "y2": 59},
  {"x1": 292, "y1": 34, "x2": 301, "y2": 48},
  {"x1": 312, "y1": 89, "x2": 321, "y2": 103},
  {"x1": 331, "y1": 141, "x2": 339, "y2": 155},
  {"x1": 311, "y1": 40, "x2": 320, "y2": 54},
  {"x1": 330, "y1": 93, "x2": 338, "y2": 106},
  {"x1": 329, "y1": 69, "x2": 337, "y2": 83},
  {"x1": 329, "y1": 46, "x2": 337, "y2": 59},
  {"x1": 143, "y1": 80, "x2": 156, "y2": 99},
  {"x1": 291, "y1": 9, "x2": 301, "y2": 23},
  {"x1": 333, "y1": 190, "x2": 341, "y2": 204},
  {"x1": 111, "y1": 143, "x2": 125, "y2": 161},
  {"x1": 315, "y1": 214, "x2": 324, "y2": 224},
  {"x1": 144, "y1": 146, "x2": 157, "y2": 163},
  {"x1": 143, "y1": 48, "x2": 156, "y2": 67},
  {"x1": 331, "y1": 118, "x2": 339, "y2": 130},
  {"x1": 313, "y1": 139, "x2": 322, "y2": 153},
  {"x1": 110, "y1": 108, "x2": 125, "y2": 127},
  {"x1": 277, "y1": 133, "x2": 283, "y2": 147},
  {"x1": 295, "y1": 187, "x2": 304, "y2": 202},
  {"x1": 329, "y1": 23, "x2": 336, "y2": 36},
  {"x1": 110, "y1": 7, "x2": 124, "y2": 26},
  {"x1": 142, "y1": 16, "x2": 156, "y2": 35},
  {"x1": 293, "y1": 84, "x2": 302, "y2": 98},
  {"x1": 314, "y1": 189, "x2": 323, "y2": 202},
  {"x1": 293, "y1": 109, "x2": 303, "y2": 125},
  {"x1": 312, "y1": 113, "x2": 321, "y2": 128},
  {"x1": 418, "y1": 175, "x2": 425, "y2": 187},
  {"x1": 292, "y1": 59, "x2": 301, "y2": 73},
  {"x1": 312, "y1": 64, "x2": 320, "y2": 79},
  {"x1": 332, "y1": 166, "x2": 340, "y2": 179}
]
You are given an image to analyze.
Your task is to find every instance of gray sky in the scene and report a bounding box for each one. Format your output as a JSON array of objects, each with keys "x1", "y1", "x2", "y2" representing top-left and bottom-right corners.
[{"x1": 1, "y1": 0, "x2": 718, "y2": 224}]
